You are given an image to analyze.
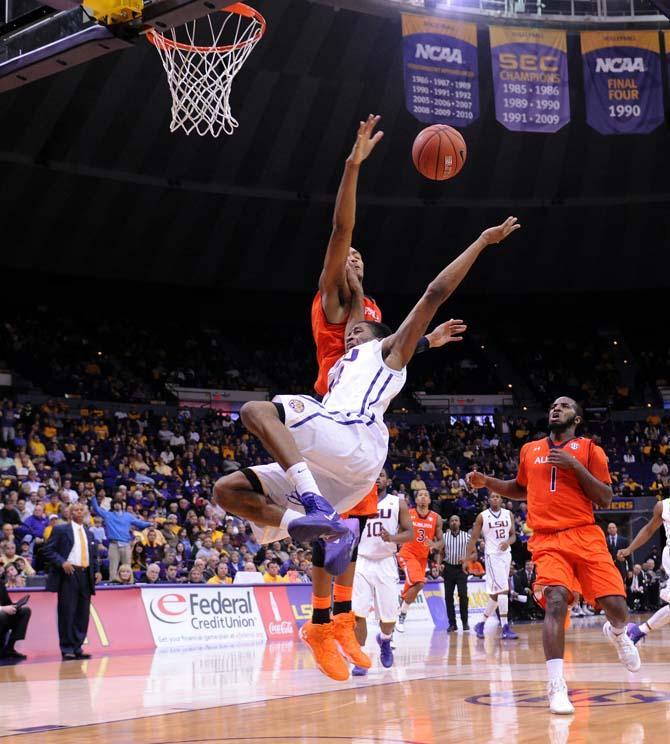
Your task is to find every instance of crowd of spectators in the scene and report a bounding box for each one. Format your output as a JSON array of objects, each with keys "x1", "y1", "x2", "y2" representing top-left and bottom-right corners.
[{"x1": 0, "y1": 399, "x2": 668, "y2": 602}]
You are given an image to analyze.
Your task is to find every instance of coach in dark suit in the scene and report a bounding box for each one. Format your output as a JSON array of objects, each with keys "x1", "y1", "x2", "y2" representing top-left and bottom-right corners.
[
  {"x1": 0, "y1": 580, "x2": 31, "y2": 660},
  {"x1": 512, "y1": 560, "x2": 538, "y2": 621},
  {"x1": 42, "y1": 503, "x2": 98, "y2": 660},
  {"x1": 605, "y1": 523, "x2": 631, "y2": 581}
]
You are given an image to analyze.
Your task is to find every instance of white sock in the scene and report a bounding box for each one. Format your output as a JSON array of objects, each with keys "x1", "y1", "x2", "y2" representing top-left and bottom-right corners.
[
  {"x1": 379, "y1": 631, "x2": 393, "y2": 640},
  {"x1": 498, "y1": 594, "x2": 509, "y2": 624},
  {"x1": 279, "y1": 508, "x2": 304, "y2": 531},
  {"x1": 546, "y1": 658, "x2": 564, "y2": 682},
  {"x1": 484, "y1": 598, "x2": 498, "y2": 619},
  {"x1": 609, "y1": 623, "x2": 626, "y2": 636},
  {"x1": 645, "y1": 605, "x2": 670, "y2": 632},
  {"x1": 285, "y1": 462, "x2": 321, "y2": 496},
  {"x1": 400, "y1": 601, "x2": 410, "y2": 614}
]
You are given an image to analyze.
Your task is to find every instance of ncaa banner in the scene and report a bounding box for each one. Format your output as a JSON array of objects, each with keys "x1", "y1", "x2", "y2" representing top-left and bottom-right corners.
[
  {"x1": 401, "y1": 14, "x2": 479, "y2": 127},
  {"x1": 141, "y1": 585, "x2": 266, "y2": 647},
  {"x1": 581, "y1": 31, "x2": 664, "y2": 135},
  {"x1": 490, "y1": 26, "x2": 570, "y2": 133}
]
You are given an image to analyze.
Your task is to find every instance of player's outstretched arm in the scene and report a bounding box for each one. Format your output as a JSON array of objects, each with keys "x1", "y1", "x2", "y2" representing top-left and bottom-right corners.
[
  {"x1": 466, "y1": 470, "x2": 527, "y2": 500},
  {"x1": 344, "y1": 262, "x2": 365, "y2": 339},
  {"x1": 319, "y1": 115, "x2": 384, "y2": 324},
  {"x1": 381, "y1": 217, "x2": 520, "y2": 370},
  {"x1": 381, "y1": 498, "x2": 414, "y2": 545},
  {"x1": 617, "y1": 501, "x2": 664, "y2": 560},
  {"x1": 463, "y1": 513, "x2": 483, "y2": 570}
]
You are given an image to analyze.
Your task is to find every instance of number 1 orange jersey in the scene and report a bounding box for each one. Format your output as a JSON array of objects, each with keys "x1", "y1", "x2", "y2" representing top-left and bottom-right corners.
[
  {"x1": 516, "y1": 436, "x2": 611, "y2": 534},
  {"x1": 398, "y1": 508, "x2": 440, "y2": 561}
]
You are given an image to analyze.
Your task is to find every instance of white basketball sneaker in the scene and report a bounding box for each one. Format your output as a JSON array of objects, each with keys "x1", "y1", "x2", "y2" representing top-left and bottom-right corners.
[
  {"x1": 603, "y1": 621, "x2": 641, "y2": 672},
  {"x1": 547, "y1": 677, "x2": 575, "y2": 715}
]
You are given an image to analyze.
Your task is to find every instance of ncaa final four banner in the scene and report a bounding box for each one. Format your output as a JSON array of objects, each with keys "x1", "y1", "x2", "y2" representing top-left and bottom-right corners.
[
  {"x1": 401, "y1": 14, "x2": 479, "y2": 127},
  {"x1": 490, "y1": 26, "x2": 570, "y2": 133},
  {"x1": 581, "y1": 31, "x2": 664, "y2": 135}
]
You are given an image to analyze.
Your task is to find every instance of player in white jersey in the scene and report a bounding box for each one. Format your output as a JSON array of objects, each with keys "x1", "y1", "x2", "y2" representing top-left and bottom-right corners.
[
  {"x1": 212, "y1": 216, "x2": 519, "y2": 681},
  {"x1": 351, "y1": 469, "x2": 414, "y2": 676},
  {"x1": 465, "y1": 492, "x2": 518, "y2": 640},
  {"x1": 619, "y1": 497, "x2": 670, "y2": 645}
]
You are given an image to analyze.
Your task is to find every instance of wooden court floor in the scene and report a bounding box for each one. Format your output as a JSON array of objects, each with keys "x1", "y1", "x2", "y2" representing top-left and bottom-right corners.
[{"x1": 0, "y1": 617, "x2": 668, "y2": 743}]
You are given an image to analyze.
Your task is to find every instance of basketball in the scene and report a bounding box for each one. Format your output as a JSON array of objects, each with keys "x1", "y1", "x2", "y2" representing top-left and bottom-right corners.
[{"x1": 412, "y1": 124, "x2": 467, "y2": 181}]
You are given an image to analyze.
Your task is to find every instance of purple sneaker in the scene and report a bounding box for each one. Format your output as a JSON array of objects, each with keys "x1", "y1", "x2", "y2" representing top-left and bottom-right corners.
[
  {"x1": 626, "y1": 622, "x2": 646, "y2": 646},
  {"x1": 322, "y1": 519, "x2": 359, "y2": 576},
  {"x1": 377, "y1": 633, "x2": 394, "y2": 668},
  {"x1": 501, "y1": 623, "x2": 518, "y2": 639},
  {"x1": 474, "y1": 621, "x2": 485, "y2": 639},
  {"x1": 288, "y1": 492, "x2": 350, "y2": 546},
  {"x1": 352, "y1": 665, "x2": 368, "y2": 676}
]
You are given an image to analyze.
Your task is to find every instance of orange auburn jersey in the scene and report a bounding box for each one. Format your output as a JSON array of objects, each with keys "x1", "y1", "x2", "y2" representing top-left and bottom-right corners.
[
  {"x1": 311, "y1": 291, "x2": 382, "y2": 397},
  {"x1": 342, "y1": 484, "x2": 379, "y2": 518},
  {"x1": 398, "y1": 508, "x2": 440, "y2": 560},
  {"x1": 516, "y1": 436, "x2": 611, "y2": 534}
]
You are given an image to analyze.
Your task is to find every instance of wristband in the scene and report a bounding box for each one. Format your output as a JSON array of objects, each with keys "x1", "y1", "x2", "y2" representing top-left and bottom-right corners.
[{"x1": 415, "y1": 336, "x2": 430, "y2": 355}]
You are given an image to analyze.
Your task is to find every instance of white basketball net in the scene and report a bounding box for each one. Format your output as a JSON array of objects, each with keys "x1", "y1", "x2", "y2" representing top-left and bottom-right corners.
[{"x1": 149, "y1": 6, "x2": 264, "y2": 137}]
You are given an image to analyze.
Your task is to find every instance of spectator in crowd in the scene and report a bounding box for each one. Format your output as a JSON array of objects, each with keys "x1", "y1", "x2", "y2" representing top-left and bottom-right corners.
[
  {"x1": 110, "y1": 564, "x2": 135, "y2": 585},
  {"x1": 263, "y1": 561, "x2": 288, "y2": 584},
  {"x1": 626, "y1": 564, "x2": 647, "y2": 611},
  {"x1": 141, "y1": 563, "x2": 162, "y2": 584},
  {"x1": 0, "y1": 576, "x2": 31, "y2": 660},
  {"x1": 91, "y1": 495, "x2": 151, "y2": 582},
  {"x1": 207, "y1": 562, "x2": 232, "y2": 585}
]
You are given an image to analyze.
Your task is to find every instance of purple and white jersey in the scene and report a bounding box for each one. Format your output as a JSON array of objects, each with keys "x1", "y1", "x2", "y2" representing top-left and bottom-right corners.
[
  {"x1": 663, "y1": 498, "x2": 670, "y2": 547},
  {"x1": 480, "y1": 508, "x2": 513, "y2": 555},
  {"x1": 322, "y1": 339, "x2": 406, "y2": 439}
]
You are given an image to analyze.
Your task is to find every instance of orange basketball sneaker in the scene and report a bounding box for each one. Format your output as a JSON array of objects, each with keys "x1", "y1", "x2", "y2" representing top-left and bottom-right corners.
[
  {"x1": 332, "y1": 611, "x2": 372, "y2": 668},
  {"x1": 299, "y1": 621, "x2": 350, "y2": 681}
]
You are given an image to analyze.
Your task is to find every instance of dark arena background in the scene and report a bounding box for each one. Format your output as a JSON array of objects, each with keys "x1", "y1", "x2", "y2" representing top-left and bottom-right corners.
[{"x1": 0, "y1": 0, "x2": 669, "y2": 742}]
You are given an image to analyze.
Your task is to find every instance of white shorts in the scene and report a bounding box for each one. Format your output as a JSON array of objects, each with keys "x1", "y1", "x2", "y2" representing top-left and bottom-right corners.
[
  {"x1": 484, "y1": 552, "x2": 511, "y2": 595},
  {"x1": 247, "y1": 394, "x2": 388, "y2": 544},
  {"x1": 352, "y1": 554, "x2": 400, "y2": 624}
]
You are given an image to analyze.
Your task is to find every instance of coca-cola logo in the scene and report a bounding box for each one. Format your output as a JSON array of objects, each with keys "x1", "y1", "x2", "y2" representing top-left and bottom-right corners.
[{"x1": 269, "y1": 621, "x2": 293, "y2": 635}]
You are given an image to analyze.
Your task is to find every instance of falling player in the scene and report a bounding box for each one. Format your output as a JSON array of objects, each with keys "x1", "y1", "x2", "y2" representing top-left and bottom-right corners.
[
  {"x1": 466, "y1": 491, "x2": 518, "y2": 640},
  {"x1": 213, "y1": 216, "x2": 520, "y2": 680},
  {"x1": 307, "y1": 113, "x2": 466, "y2": 677},
  {"x1": 351, "y1": 468, "x2": 414, "y2": 675},
  {"x1": 467, "y1": 397, "x2": 640, "y2": 715},
  {"x1": 396, "y1": 489, "x2": 443, "y2": 633},
  {"x1": 619, "y1": 496, "x2": 670, "y2": 644}
]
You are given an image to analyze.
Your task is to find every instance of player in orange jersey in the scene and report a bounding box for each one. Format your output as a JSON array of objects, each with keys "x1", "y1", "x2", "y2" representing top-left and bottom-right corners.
[
  {"x1": 303, "y1": 115, "x2": 463, "y2": 680},
  {"x1": 467, "y1": 397, "x2": 640, "y2": 715},
  {"x1": 395, "y1": 490, "x2": 443, "y2": 633}
]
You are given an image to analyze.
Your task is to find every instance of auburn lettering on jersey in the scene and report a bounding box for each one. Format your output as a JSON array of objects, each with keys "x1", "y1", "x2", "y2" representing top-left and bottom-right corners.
[
  {"x1": 399, "y1": 509, "x2": 439, "y2": 560},
  {"x1": 311, "y1": 291, "x2": 382, "y2": 397},
  {"x1": 516, "y1": 436, "x2": 611, "y2": 534}
]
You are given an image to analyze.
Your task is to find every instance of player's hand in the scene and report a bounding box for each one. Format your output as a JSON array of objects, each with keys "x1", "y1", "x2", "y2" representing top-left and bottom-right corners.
[
  {"x1": 499, "y1": 541, "x2": 509, "y2": 551},
  {"x1": 466, "y1": 470, "x2": 487, "y2": 489},
  {"x1": 345, "y1": 261, "x2": 363, "y2": 295},
  {"x1": 380, "y1": 528, "x2": 392, "y2": 543},
  {"x1": 348, "y1": 114, "x2": 384, "y2": 166},
  {"x1": 547, "y1": 449, "x2": 579, "y2": 470},
  {"x1": 426, "y1": 319, "x2": 467, "y2": 349},
  {"x1": 480, "y1": 216, "x2": 520, "y2": 246},
  {"x1": 617, "y1": 548, "x2": 630, "y2": 562},
  {"x1": 0, "y1": 605, "x2": 17, "y2": 615},
  {"x1": 62, "y1": 561, "x2": 75, "y2": 575}
]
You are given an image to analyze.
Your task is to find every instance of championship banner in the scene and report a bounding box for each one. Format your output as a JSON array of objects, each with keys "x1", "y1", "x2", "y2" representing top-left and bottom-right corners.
[
  {"x1": 581, "y1": 31, "x2": 664, "y2": 135},
  {"x1": 401, "y1": 14, "x2": 479, "y2": 127},
  {"x1": 490, "y1": 26, "x2": 570, "y2": 133}
]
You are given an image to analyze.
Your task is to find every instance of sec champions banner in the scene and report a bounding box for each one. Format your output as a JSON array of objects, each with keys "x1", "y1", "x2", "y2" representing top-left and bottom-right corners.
[
  {"x1": 490, "y1": 26, "x2": 570, "y2": 133},
  {"x1": 581, "y1": 31, "x2": 664, "y2": 135},
  {"x1": 401, "y1": 14, "x2": 479, "y2": 127}
]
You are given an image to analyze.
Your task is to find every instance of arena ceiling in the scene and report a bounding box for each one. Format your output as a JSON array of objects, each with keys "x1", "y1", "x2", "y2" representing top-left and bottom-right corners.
[{"x1": 2, "y1": 0, "x2": 670, "y2": 296}]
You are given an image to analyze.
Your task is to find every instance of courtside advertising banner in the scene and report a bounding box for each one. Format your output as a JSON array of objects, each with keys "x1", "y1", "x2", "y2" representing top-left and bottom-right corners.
[
  {"x1": 141, "y1": 585, "x2": 266, "y2": 647},
  {"x1": 401, "y1": 14, "x2": 479, "y2": 127},
  {"x1": 490, "y1": 26, "x2": 570, "y2": 133},
  {"x1": 581, "y1": 31, "x2": 664, "y2": 135}
]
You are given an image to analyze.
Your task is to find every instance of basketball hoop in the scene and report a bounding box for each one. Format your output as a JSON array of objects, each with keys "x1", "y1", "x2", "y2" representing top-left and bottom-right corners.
[{"x1": 147, "y1": 3, "x2": 266, "y2": 137}]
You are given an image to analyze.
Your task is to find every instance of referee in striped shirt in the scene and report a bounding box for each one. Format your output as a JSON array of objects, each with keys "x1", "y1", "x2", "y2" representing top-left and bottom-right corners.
[{"x1": 443, "y1": 515, "x2": 470, "y2": 631}]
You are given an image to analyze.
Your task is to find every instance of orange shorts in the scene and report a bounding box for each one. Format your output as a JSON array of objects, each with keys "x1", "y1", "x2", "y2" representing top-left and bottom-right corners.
[
  {"x1": 398, "y1": 553, "x2": 427, "y2": 590},
  {"x1": 529, "y1": 523, "x2": 625, "y2": 606},
  {"x1": 342, "y1": 487, "x2": 377, "y2": 518}
]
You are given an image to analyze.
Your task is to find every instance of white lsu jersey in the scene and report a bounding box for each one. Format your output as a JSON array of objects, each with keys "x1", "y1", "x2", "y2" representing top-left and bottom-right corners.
[
  {"x1": 322, "y1": 339, "x2": 407, "y2": 439},
  {"x1": 480, "y1": 508, "x2": 513, "y2": 555},
  {"x1": 357, "y1": 494, "x2": 401, "y2": 560},
  {"x1": 663, "y1": 498, "x2": 670, "y2": 545}
]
